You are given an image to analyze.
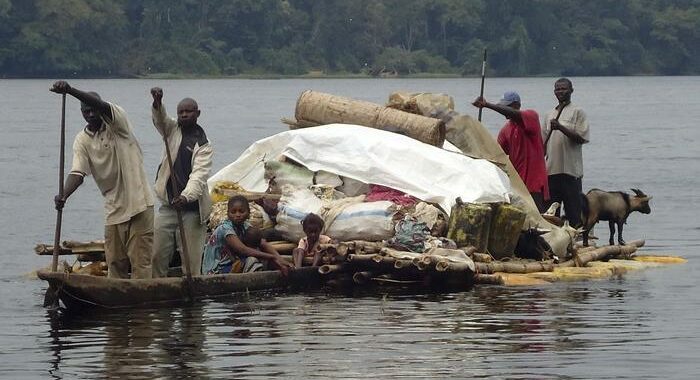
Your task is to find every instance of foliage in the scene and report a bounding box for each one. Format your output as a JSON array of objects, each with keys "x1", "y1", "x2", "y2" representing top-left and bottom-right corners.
[{"x1": 1, "y1": 0, "x2": 699, "y2": 77}]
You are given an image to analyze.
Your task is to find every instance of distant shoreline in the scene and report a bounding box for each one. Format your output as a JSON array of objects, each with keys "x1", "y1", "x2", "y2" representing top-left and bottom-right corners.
[{"x1": 0, "y1": 72, "x2": 680, "y2": 80}]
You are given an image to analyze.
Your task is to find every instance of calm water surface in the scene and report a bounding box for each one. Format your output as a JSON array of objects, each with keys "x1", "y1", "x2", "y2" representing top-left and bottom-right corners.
[{"x1": 1, "y1": 77, "x2": 699, "y2": 379}]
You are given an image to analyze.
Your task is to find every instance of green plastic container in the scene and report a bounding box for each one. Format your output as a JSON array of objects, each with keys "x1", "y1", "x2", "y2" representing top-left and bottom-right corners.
[
  {"x1": 487, "y1": 203, "x2": 526, "y2": 259},
  {"x1": 446, "y1": 202, "x2": 493, "y2": 251}
]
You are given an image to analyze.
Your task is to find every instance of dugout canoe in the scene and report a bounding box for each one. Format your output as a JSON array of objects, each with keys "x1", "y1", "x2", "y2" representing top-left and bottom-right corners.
[{"x1": 37, "y1": 266, "x2": 325, "y2": 311}]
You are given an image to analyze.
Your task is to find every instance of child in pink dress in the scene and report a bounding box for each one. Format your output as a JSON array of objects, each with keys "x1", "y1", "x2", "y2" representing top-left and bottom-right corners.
[{"x1": 293, "y1": 213, "x2": 332, "y2": 268}]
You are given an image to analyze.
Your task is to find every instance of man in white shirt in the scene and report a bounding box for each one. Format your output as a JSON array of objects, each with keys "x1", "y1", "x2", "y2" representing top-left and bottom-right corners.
[
  {"x1": 150, "y1": 87, "x2": 213, "y2": 277},
  {"x1": 51, "y1": 81, "x2": 154, "y2": 279},
  {"x1": 541, "y1": 78, "x2": 590, "y2": 228}
]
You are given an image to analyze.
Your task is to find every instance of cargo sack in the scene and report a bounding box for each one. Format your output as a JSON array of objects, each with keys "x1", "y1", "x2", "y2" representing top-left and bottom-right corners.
[
  {"x1": 387, "y1": 92, "x2": 455, "y2": 118},
  {"x1": 275, "y1": 186, "x2": 323, "y2": 241},
  {"x1": 337, "y1": 176, "x2": 370, "y2": 197},
  {"x1": 210, "y1": 181, "x2": 247, "y2": 203},
  {"x1": 388, "y1": 216, "x2": 431, "y2": 252},
  {"x1": 325, "y1": 200, "x2": 397, "y2": 242},
  {"x1": 264, "y1": 160, "x2": 343, "y2": 193},
  {"x1": 208, "y1": 201, "x2": 273, "y2": 231},
  {"x1": 264, "y1": 160, "x2": 314, "y2": 192}
]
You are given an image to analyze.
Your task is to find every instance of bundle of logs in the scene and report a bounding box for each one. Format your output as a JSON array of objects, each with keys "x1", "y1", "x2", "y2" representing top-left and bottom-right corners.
[
  {"x1": 36, "y1": 238, "x2": 644, "y2": 289},
  {"x1": 313, "y1": 239, "x2": 645, "y2": 288}
]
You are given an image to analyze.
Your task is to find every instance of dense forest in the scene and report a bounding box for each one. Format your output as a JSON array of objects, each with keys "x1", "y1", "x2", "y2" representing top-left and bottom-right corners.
[{"x1": 1, "y1": 0, "x2": 699, "y2": 78}]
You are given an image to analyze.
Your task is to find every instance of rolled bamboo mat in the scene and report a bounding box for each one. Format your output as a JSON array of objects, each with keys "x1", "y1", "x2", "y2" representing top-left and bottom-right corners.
[{"x1": 294, "y1": 90, "x2": 446, "y2": 146}]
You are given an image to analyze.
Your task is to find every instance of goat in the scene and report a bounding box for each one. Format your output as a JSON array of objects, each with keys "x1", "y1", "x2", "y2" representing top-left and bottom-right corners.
[{"x1": 581, "y1": 188, "x2": 652, "y2": 246}]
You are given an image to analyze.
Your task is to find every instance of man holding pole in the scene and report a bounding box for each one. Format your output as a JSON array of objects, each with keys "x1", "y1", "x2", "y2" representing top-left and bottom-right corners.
[
  {"x1": 50, "y1": 81, "x2": 154, "y2": 279},
  {"x1": 472, "y1": 91, "x2": 549, "y2": 212},
  {"x1": 150, "y1": 87, "x2": 213, "y2": 278},
  {"x1": 541, "y1": 78, "x2": 589, "y2": 227}
]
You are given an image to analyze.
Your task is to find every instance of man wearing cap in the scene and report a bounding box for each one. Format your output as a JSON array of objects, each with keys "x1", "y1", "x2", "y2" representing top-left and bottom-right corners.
[
  {"x1": 472, "y1": 91, "x2": 548, "y2": 212},
  {"x1": 541, "y1": 78, "x2": 589, "y2": 228}
]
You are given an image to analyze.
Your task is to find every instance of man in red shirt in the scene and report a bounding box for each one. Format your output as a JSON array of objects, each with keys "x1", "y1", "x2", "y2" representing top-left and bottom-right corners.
[{"x1": 472, "y1": 91, "x2": 548, "y2": 212}]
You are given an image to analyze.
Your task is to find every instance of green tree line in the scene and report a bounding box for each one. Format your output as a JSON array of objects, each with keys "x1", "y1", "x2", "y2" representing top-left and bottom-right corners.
[{"x1": 1, "y1": 0, "x2": 699, "y2": 78}]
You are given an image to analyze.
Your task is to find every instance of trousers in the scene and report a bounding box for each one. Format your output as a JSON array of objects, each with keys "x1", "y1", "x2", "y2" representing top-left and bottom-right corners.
[
  {"x1": 547, "y1": 173, "x2": 583, "y2": 227},
  {"x1": 104, "y1": 206, "x2": 154, "y2": 279},
  {"x1": 152, "y1": 205, "x2": 205, "y2": 277}
]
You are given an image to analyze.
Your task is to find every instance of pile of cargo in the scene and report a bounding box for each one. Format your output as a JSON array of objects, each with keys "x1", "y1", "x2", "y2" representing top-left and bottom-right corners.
[{"x1": 204, "y1": 90, "x2": 592, "y2": 287}]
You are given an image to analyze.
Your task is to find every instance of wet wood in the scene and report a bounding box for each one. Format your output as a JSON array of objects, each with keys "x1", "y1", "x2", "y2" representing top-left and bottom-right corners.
[
  {"x1": 393, "y1": 259, "x2": 414, "y2": 269},
  {"x1": 352, "y1": 271, "x2": 374, "y2": 284},
  {"x1": 475, "y1": 240, "x2": 644, "y2": 274},
  {"x1": 39, "y1": 239, "x2": 297, "y2": 257},
  {"x1": 35, "y1": 241, "x2": 105, "y2": 256},
  {"x1": 435, "y1": 260, "x2": 474, "y2": 273},
  {"x1": 318, "y1": 263, "x2": 349, "y2": 275},
  {"x1": 469, "y1": 251, "x2": 493, "y2": 263},
  {"x1": 473, "y1": 273, "x2": 504, "y2": 285},
  {"x1": 267, "y1": 241, "x2": 297, "y2": 255},
  {"x1": 37, "y1": 266, "x2": 324, "y2": 310}
]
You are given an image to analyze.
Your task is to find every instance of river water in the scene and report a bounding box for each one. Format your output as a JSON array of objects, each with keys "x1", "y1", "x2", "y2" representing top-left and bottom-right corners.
[{"x1": 1, "y1": 77, "x2": 699, "y2": 379}]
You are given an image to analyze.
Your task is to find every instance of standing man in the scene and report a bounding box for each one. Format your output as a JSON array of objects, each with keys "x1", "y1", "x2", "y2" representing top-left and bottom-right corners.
[
  {"x1": 150, "y1": 87, "x2": 213, "y2": 277},
  {"x1": 542, "y1": 78, "x2": 590, "y2": 227},
  {"x1": 473, "y1": 91, "x2": 548, "y2": 212},
  {"x1": 50, "y1": 81, "x2": 154, "y2": 279}
]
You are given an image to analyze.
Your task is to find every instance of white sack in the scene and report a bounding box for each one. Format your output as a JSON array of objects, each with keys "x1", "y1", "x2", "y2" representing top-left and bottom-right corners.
[
  {"x1": 325, "y1": 201, "x2": 396, "y2": 242},
  {"x1": 275, "y1": 187, "x2": 323, "y2": 241}
]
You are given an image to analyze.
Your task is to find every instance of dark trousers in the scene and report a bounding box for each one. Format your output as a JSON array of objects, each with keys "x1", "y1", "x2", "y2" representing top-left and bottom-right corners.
[
  {"x1": 547, "y1": 173, "x2": 583, "y2": 227},
  {"x1": 530, "y1": 192, "x2": 545, "y2": 213}
]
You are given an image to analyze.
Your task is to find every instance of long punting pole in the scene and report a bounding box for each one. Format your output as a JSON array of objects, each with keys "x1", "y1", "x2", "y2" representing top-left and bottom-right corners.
[
  {"x1": 477, "y1": 48, "x2": 487, "y2": 122},
  {"x1": 543, "y1": 100, "x2": 570, "y2": 154},
  {"x1": 163, "y1": 136, "x2": 194, "y2": 284},
  {"x1": 51, "y1": 94, "x2": 66, "y2": 272}
]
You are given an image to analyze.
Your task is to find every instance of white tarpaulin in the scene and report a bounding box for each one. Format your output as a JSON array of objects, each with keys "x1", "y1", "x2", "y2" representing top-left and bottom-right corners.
[{"x1": 208, "y1": 124, "x2": 511, "y2": 214}]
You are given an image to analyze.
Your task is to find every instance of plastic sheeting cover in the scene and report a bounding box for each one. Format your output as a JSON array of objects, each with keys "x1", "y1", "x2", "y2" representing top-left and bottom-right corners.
[{"x1": 208, "y1": 124, "x2": 511, "y2": 214}]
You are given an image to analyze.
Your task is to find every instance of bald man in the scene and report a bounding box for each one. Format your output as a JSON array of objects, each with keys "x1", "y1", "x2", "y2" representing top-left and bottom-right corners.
[{"x1": 150, "y1": 87, "x2": 213, "y2": 277}]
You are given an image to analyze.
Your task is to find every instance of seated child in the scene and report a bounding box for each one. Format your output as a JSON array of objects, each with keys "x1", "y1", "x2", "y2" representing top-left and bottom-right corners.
[
  {"x1": 202, "y1": 195, "x2": 293, "y2": 275},
  {"x1": 292, "y1": 213, "x2": 333, "y2": 268}
]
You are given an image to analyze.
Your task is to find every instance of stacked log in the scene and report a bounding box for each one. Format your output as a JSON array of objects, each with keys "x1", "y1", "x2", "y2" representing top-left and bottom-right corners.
[{"x1": 473, "y1": 240, "x2": 645, "y2": 285}]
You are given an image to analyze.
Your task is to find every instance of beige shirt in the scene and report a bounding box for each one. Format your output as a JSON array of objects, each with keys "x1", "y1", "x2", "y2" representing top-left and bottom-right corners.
[
  {"x1": 71, "y1": 103, "x2": 154, "y2": 225},
  {"x1": 541, "y1": 103, "x2": 590, "y2": 178},
  {"x1": 152, "y1": 105, "x2": 213, "y2": 223}
]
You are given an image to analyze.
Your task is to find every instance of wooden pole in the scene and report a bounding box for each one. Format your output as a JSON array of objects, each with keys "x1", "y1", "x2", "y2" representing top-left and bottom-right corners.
[
  {"x1": 543, "y1": 100, "x2": 570, "y2": 154},
  {"x1": 45, "y1": 94, "x2": 66, "y2": 308},
  {"x1": 477, "y1": 48, "x2": 487, "y2": 122},
  {"x1": 51, "y1": 94, "x2": 66, "y2": 273}
]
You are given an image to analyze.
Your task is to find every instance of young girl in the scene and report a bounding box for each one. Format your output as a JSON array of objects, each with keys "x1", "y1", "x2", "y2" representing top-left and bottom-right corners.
[
  {"x1": 292, "y1": 213, "x2": 333, "y2": 268},
  {"x1": 202, "y1": 195, "x2": 292, "y2": 275}
]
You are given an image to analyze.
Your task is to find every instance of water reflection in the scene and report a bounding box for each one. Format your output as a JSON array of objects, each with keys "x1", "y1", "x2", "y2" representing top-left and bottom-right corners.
[
  {"x1": 47, "y1": 304, "x2": 210, "y2": 379},
  {"x1": 39, "y1": 282, "x2": 667, "y2": 379}
]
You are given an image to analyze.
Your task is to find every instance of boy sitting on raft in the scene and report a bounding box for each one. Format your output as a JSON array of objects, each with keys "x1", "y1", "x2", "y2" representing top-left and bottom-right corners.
[
  {"x1": 293, "y1": 213, "x2": 333, "y2": 268},
  {"x1": 202, "y1": 195, "x2": 293, "y2": 275}
]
